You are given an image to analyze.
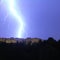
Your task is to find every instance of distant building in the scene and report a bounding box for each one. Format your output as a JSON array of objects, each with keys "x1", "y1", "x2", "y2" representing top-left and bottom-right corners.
[
  {"x1": 5, "y1": 38, "x2": 17, "y2": 43},
  {"x1": 0, "y1": 38, "x2": 40, "y2": 44},
  {"x1": 0, "y1": 38, "x2": 6, "y2": 42},
  {"x1": 31, "y1": 38, "x2": 40, "y2": 44}
]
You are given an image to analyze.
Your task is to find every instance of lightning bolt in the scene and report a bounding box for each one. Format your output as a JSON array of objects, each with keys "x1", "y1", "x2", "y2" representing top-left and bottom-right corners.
[{"x1": 0, "y1": 0, "x2": 26, "y2": 38}]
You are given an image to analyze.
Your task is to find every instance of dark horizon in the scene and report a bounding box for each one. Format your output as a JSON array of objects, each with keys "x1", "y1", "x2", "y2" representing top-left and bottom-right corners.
[{"x1": 0, "y1": 37, "x2": 60, "y2": 60}]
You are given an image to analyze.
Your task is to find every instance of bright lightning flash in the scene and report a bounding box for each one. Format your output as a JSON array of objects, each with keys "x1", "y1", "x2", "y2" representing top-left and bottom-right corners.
[{"x1": 0, "y1": 0, "x2": 26, "y2": 38}]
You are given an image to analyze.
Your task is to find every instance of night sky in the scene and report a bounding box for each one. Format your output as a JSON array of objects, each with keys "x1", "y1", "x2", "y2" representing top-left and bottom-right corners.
[{"x1": 0, "y1": 0, "x2": 60, "y2": 40}]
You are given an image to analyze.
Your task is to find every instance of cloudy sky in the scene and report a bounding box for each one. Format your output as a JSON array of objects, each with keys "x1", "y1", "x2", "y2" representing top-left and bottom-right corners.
[{"x1": 0, "y1": 0, "x2": 60, "y2": 40}]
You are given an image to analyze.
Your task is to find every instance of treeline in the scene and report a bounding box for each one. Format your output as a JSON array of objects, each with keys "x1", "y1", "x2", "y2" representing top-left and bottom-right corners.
[{"x1": 0, "y1": 37, "x2": 60, "y2": 60}]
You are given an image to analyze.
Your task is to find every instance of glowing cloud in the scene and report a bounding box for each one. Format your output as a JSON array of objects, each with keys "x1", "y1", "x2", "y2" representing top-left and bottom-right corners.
[{"x1": 0, "y1": 0, "x2": 26, "y2": 38}]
